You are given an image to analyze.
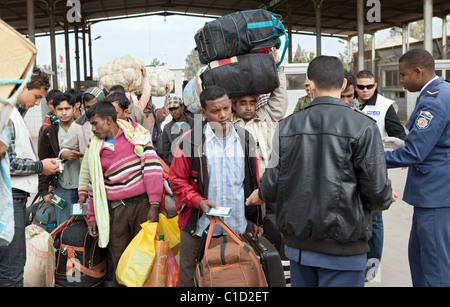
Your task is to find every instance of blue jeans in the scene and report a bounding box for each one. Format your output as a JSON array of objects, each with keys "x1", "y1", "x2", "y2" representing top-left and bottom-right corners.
[
  {"x1": 367, "y1": 211, "x2": 383, "y2": 261},
  {"x1": 0, "y1": 196, "x2": 27, "y2": 287},
  {"x1": 53, "y1": 185, "x2": 78, "y2": 226}
]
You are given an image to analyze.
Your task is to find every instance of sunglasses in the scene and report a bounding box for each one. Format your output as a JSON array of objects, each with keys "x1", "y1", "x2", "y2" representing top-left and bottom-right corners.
[{"x1": 356, "y1": 84, "x2": 375, "y2": 90}]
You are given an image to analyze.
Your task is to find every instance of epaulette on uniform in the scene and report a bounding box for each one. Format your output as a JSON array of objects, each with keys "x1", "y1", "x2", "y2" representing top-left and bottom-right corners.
[{"x1": 425, "y1": 89, "x2": 440, "y2": 98}]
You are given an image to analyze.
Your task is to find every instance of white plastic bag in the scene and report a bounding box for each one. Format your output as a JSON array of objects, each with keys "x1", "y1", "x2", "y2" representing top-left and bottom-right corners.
[
  {"x1": 98, "y1": 55, "x2": 145, "y2": 92},
  {"x1": 146, "y1": 66, "x2": 175, "y2": 97},
  {"x1": 23, "y1": 225, "x2": 51, "y2": 287}
]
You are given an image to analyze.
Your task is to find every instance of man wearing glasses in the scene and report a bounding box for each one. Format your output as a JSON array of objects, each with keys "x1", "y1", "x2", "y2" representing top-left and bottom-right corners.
[{"x1": 355, "y1": 70, "x2": 406, "y2": 141}]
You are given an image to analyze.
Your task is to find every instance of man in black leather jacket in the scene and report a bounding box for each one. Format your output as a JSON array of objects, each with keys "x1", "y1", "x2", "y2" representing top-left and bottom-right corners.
[{"x1": 246, "y1": 56, "x2": 396, "y2": 287}]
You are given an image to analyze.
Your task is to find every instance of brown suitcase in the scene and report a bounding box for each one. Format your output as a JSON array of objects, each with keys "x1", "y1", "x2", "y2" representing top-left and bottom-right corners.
[{"x1": 194, "y1": 217, "x2": 267, "y2": 287}]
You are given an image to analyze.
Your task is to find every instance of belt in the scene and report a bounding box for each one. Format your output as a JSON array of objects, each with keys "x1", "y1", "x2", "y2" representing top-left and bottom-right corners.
[
  {"x1": 12, "y1": 188, "x2": 30, "y2": 199},
  {"x1": 110, "y1": 193, "x2": 147, "y2": 209}
]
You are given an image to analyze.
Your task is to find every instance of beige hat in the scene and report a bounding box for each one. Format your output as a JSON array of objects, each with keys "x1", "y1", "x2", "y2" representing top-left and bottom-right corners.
[{"x1": 167, "y1": 96, "x2": 183, "y2": 108}]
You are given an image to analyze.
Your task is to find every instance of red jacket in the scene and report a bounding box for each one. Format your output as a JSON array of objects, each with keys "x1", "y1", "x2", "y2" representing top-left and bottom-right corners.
[{"x1": 168, "y1": 121, "x2": 262, "y2": 236}]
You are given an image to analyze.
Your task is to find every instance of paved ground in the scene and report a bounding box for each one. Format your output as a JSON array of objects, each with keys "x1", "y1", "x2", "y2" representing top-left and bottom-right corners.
[{"x1": 366, "y1": 168, "x2": 413, "y2": 287}]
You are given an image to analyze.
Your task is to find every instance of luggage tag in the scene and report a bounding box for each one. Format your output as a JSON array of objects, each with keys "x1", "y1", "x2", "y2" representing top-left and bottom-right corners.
[{"x1": 70, "y1": 203, "x2": 88, "y2": 216}]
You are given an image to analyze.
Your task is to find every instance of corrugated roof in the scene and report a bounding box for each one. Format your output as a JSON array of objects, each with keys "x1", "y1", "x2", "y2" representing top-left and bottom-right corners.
[{"x1": 1, "y1": 0, "x2": 449, "y2": 37}]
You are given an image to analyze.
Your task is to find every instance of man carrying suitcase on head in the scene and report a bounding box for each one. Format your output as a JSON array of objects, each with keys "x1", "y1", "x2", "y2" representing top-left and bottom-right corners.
[{"x1": 246, "y1": 56, "x2": 397, "y2": 287}]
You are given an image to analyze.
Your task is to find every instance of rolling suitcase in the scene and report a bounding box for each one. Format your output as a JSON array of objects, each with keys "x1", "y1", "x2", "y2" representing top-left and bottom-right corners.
[{"x1": 241, "y1": 232, "x2": 286, "y2": 287}]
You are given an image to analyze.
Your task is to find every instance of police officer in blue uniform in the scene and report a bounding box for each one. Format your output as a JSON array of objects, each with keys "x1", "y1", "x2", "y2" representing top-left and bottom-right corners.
[{"x1": 384, "y1": 48, "x2": 450, "y2": 287}]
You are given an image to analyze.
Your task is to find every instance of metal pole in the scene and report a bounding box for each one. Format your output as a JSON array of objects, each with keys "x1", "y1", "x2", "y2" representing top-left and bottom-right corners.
[
  {"x1": 442, "y1": 15, "x2": 447, "y2": 59},
  {"x1": 312, "y1": 0, "x2": 323, "y2": 56},
  {"x1": 423, "y1": 0, "x2": 433, "y2": 54},
  {"x1": 88, "y1": 25, "x2": 93, "y2": 79},
  {"x1": 26, "y1": 0, "x2": 35, "y2": 44},
  {"x1": 74, "y1": 26, "x2": 81, "y2": 90},
  {"x1": 287, "y1": 0, "x2": 292, "y2": 63},
  {"x1": 402, "y1": 23, "x2": 407, "y2": 54},
  {"x1": 64, "y1": 19, "x2": 71, "y2": 89},
  {"x1": 357, "y1": 0, "x2": 364, "y2": 72},
  {"x1": 371, "y1": 31, "x2": 376, "y2": 75},
  {"x1": 49, "y1": 0, "x2": 58, "y2": 89},
  {"x1": 82, "y1": 26, "x2": 87, "y2": 80}
]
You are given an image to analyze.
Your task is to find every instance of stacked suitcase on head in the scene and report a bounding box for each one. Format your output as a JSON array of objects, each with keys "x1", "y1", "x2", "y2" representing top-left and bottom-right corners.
[{"x1": 194, "y1": 9, "x2": 289, "y2": 98}]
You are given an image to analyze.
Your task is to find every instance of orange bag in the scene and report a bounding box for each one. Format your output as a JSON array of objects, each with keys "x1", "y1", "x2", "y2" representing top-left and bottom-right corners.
[
  {"x1": 166, "y1": 249, "x2": 180, "y2": 287},
  {"x1": 144, "y1": 238, "x2": 169, "y2": 287}
]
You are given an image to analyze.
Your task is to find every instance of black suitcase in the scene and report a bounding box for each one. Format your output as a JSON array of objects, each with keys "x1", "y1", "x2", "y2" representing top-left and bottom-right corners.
[
  {"x1": 200, "y1": 53, "x2": 280, "y2": 98},
  {"x1": 262, "y1": 213, "x2": 287, "y2": 260},
  {"x1": 54, "y1": 215, "x2": 107, "y2": 287},
  {"x1": 241, "y1": 233, "x2": 286, "y2": 287}
]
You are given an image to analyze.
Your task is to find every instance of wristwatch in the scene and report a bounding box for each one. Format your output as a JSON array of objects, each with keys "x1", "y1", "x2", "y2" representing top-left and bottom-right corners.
[{"x1": 150, "y1": 202, "x2": 160, "y2": 206}]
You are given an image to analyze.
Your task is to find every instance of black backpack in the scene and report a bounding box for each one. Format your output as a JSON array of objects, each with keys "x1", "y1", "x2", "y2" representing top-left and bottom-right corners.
[
  {"x1": 54, "y1": 215, "x2": 107, "y2": 287},
  {"x1": 194, "y1": 9, "x2": 288, "y2": 66},
  {"x1": 26, "y1": 195, "x2": 57, "y2": 233}
]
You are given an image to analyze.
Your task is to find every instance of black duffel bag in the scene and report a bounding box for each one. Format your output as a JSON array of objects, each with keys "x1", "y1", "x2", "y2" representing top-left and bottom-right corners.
[
  {"x1": 200, "y1": 53, "x2": 280, "y2": 98},
  {"x1": 194, "y1": 9, "x2": 288, "y2": 66},
  {"x1": 54, "y1": 215, "x2": 107, "y2": 287}
]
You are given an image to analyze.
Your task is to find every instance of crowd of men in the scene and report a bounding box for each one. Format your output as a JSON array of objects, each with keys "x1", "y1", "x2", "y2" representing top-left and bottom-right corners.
[{"x1": 0, "y1": 47, "x2": 449, "y2": 288}]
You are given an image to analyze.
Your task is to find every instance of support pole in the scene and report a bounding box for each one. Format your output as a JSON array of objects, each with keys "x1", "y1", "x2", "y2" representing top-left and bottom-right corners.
[
  {"x1": 357, "y1": 0, "x2": 365, "y2": 72},
  {"x1": 49, "y1": 0, "x2": 58, "y2": 89},
  {"x1": 312, "y1": 0, "x2": 323, "y2": 56},
  {"x1": 442, "y1": 15, "x2": 447, "y2": 59},
  {"x1": 26, "y1": 0, "x2": 35, "y2": 44},
  {"x1": 423, "y1": 0, "x2": 433, "y2": 54},
  {"x1": 287, "y1": 0, "x2": 292, "y2": 63},
  {"x1": 74, "y1": 25, "x2": 81, "y2": 90},
  {"x1": 64, "y1": 18, "x2": 71, "y2": 89}
]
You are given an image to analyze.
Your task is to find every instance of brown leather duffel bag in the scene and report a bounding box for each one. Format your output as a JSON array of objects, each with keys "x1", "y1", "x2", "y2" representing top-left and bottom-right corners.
[{"x1": 194, "y1": 217, "x2": 267, "y2": 287}]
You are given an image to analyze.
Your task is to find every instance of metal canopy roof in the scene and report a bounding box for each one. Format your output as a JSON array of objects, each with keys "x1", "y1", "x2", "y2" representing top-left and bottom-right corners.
[{"x1": 1, "y1": 0, "x2": 450, "y2": 38}]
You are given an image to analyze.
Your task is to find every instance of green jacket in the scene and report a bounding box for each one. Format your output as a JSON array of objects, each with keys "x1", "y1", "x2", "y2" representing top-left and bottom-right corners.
[{"x1": 293, "y1": 95, "x2": 311, "y2": 113}]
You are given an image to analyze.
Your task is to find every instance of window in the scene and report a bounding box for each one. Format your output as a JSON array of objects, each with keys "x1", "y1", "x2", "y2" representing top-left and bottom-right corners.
[
  {"x1": 286, "y1": 74, "x2": 306, "y2": 90},
  {"x1": 384, "y1": 70, "x2": 399, "y2": 87}
]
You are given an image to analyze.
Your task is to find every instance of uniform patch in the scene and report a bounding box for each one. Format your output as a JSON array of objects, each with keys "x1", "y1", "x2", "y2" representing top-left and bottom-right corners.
[
  {"x1": 367, "y1": 110, "x2": 381, "y2": 115},
  {"x1": 416, "y1": 111, "x2": 434, "y2": 130}
]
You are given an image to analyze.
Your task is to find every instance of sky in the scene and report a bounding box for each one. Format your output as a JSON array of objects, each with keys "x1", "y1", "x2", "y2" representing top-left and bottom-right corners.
[
  {"x1": 34, "y1": 14, "x2": 350, "y2": 83},
  {"x1": 33, "y1": 14, "x2": 446, "y2": 87}
]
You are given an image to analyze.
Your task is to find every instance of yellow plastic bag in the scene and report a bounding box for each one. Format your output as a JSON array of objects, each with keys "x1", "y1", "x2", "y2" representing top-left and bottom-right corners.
[
  {"x1": 116, "y1": 222, "x2": 157, "y2": 287},
  {"x1": 157, "y1": 214, "x2": 180, "y2": 256}
]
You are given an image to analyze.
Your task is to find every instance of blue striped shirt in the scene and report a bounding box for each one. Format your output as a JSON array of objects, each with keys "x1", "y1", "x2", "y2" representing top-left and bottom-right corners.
[{"x1": 195, "y1": 123, "x2": 246, "y2": 236}]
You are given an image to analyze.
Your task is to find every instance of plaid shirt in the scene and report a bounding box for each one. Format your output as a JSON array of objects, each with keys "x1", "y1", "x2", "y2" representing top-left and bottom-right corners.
[
  {"x1": 195, "y1": 123, "x2": 246, "y2": 236},
  {"x1": 6, "y1": 102, "x2": 41, "y2": 176}
]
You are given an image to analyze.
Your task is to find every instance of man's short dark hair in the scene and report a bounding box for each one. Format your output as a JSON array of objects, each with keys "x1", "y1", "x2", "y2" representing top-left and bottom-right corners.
[
  {"x1": 399, "y1": 48, "x2": 435, "y2": 72},
  {"x1": 103, "y1": 92, "x2": 130, "y2": 111},
  {"x1": 45, "y1": 89, "x2": 62, "y2": 103},
  {"x1": 52, "y1": 93, "x2": 76, "y2": 108},
  {"x1": 28, "y1": 67, "x2": 50, "y2": 91},
  {"x1": 86, "y1": 101, "x2": 117, "y2": 122},
  {"x1": 109, "y1": 85, "x2": 126, "y2": 95},
  {"x1": 344, "y1": 71, "x2": 356, "y2": 91},
  {"x1": 65, "y1": 88, "x2": 82, "y2": 103},
  {"x1": 356, "y1": 70, "x2": 375, "y2": 80},
  {"x1": 200, "y1": 85, "x2": 229, "y2": 109},
  {"x1": 307, "y1": 56, "x2": 344, "y2": 91}
]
